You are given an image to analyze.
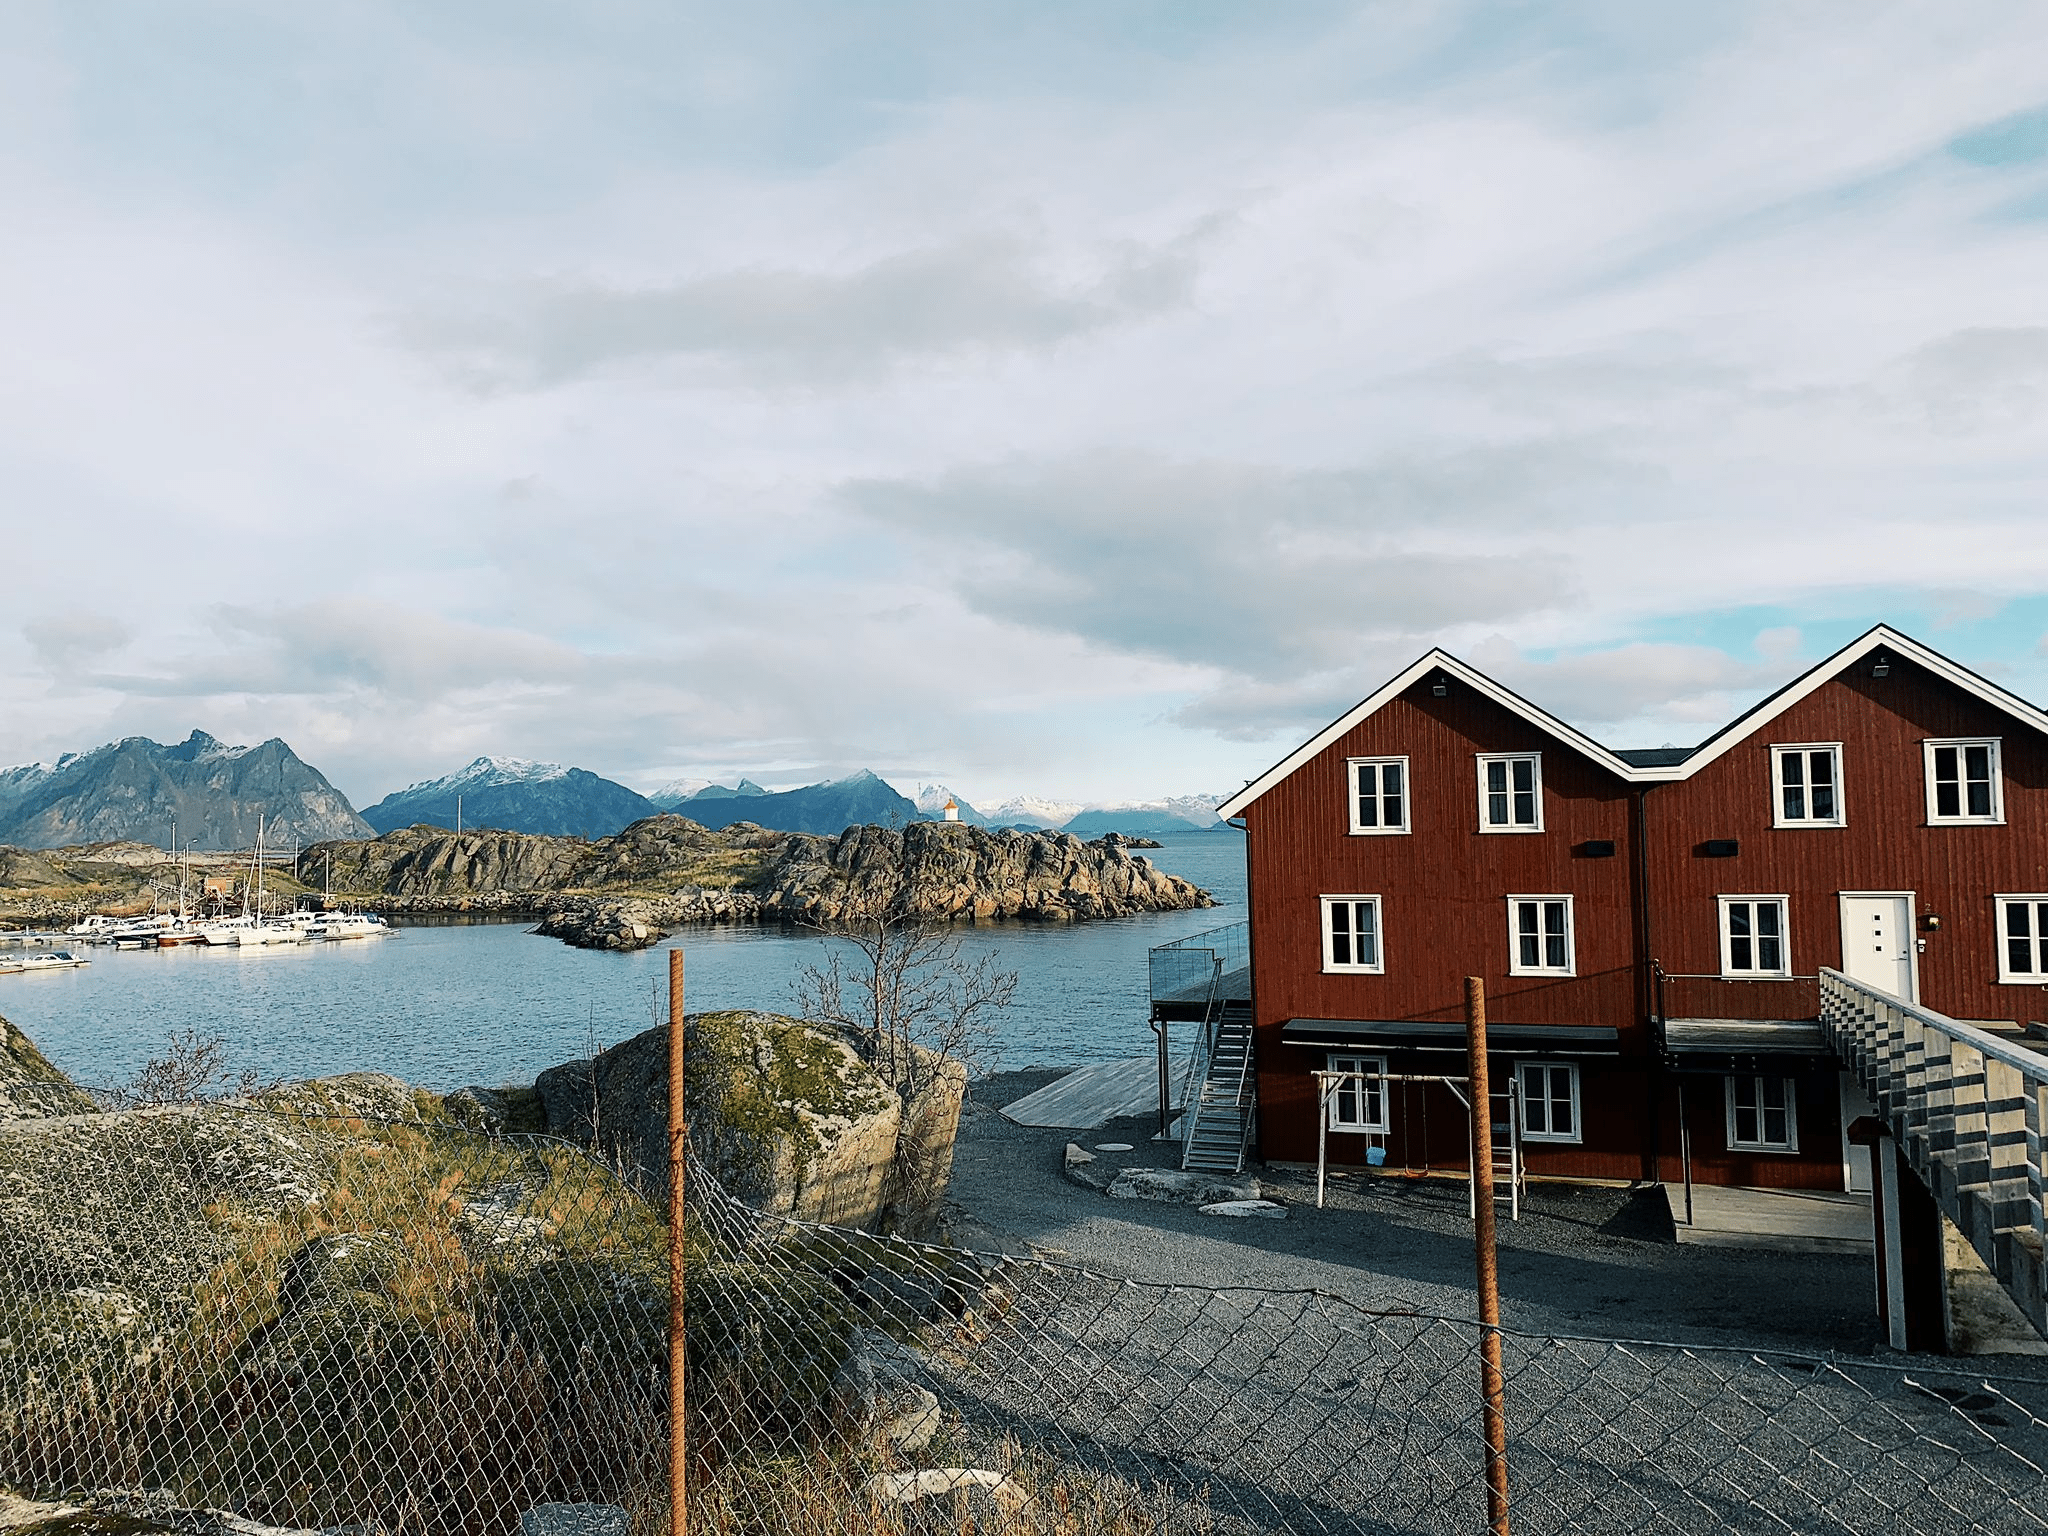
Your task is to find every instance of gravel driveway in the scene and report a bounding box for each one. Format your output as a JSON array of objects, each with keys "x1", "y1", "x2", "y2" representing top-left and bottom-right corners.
[
  {"x1": 952, "y1": 1068, "x2": 1880, "y2": 1353},
  {"x1": 929, "y1": 1070, "x2": 2048, "y2": 1535}
]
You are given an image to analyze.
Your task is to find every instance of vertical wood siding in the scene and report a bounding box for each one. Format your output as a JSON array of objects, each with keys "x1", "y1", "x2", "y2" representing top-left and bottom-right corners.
[{"x1": 1245, "y1": 650, "x2": 2048, "y2": 1190}]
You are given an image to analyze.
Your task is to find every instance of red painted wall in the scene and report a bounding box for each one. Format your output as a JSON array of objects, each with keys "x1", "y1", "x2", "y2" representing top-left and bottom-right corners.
[
  {"x1": 1644, "y1": 653, "x2": 2048, "y2": 1027},
  {"x1": 1242, "y1": 649, "x2": 2048, "y2": 1190}
]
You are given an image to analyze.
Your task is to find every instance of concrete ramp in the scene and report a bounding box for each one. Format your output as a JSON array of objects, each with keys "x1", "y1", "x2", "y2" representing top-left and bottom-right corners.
[{"x1": 998, "y1": 1055, "x2": 1177, "y2": 1131}]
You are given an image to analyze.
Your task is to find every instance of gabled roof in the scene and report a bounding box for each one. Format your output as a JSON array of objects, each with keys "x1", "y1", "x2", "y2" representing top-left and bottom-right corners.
[{"x1": 1216, "y1": 624, "x2": 2048, "y2": 820}]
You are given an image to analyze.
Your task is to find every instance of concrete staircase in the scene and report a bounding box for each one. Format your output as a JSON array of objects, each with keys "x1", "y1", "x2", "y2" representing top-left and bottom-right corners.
[
  {"x1": 1182, "y1": 1004, "x2": 1255, "y2": 1174},
  {"x1": 1821, "y1": 968, "x2": 2048, "y2": 1345}
]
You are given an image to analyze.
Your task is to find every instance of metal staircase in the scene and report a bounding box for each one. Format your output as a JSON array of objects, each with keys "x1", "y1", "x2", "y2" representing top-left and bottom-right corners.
[{"x1": 1182, "y1": 1002, "x2": 1256, "y2": 1173}]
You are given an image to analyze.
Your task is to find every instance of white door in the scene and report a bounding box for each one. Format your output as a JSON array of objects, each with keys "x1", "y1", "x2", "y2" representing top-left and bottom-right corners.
[{"x1": 1839, "y1": 893, "x2": 1915, "y2": 1002}]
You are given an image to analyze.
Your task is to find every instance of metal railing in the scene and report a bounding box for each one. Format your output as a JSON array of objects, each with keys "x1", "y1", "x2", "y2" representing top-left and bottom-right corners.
[
  {"x1": 1148, "y1": 919, "x2": 1249, "y2": 1008},
  {"x1": 1818, "y1": 967, "x2": 2048, "y2": 1335}
]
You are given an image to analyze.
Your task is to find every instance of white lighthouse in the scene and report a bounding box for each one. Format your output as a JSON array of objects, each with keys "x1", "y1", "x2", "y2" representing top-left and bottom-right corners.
[{"x1": 941, "y1": 798, "x2": 961, "y2": 822}]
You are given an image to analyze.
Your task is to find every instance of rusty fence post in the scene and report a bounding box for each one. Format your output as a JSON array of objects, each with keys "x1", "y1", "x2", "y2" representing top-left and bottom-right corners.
[
  {"x1": 1466, "y1": 975, "x2": 1511, "y2": 1536},
  {"x1": 668, "y1": 946, "x2": 688, "y2": 1535}
]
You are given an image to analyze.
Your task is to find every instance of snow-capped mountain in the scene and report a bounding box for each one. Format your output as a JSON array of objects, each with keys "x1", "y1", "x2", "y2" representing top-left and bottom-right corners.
[
  {"x1": 1061, "y1": 795, "x2": 1230, "y2": 837},
  {"x1": 0, "y1": 730, "x2": 370, "y2": 849},
  {"x1": 645, "y1": 777, "x2": 716, "y2": 810},
  {"x1": 360, "y1": 756, "x2": 658, "y2": 838},
  {"x1": 978, "y1": 795, "x2": 1085, "y2": 830}
]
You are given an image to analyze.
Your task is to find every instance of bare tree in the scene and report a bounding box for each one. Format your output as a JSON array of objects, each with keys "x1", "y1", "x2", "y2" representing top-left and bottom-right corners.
[
  {"x1": 126, "y1": 1028, "x2": 272, "y2": 1104},
  {"x1": 791, "y1": 909, "x2": 1016, "y2": 1106},
  {"x1": 793, "y1": 908, "x2": 1017, "y2": 1222}
]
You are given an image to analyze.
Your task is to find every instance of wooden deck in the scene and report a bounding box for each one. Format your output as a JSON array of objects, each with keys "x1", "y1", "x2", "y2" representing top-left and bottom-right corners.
[
  {"x1": 998, "y1": 1055, "x2": 1184, "y2": 1130},
  {"x1": 1664, "y1": 1184, "x2": 1871, "y2": 1255}
]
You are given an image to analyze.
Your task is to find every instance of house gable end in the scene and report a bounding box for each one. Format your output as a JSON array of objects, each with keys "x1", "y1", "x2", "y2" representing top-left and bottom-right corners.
[{"x1": 1218, "y1": 651, "x2": 1646, "y2": 820}]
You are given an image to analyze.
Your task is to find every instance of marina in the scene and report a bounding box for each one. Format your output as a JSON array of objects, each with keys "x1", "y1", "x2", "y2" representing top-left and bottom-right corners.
[{"x1": 0, "y1": 830, "x2": 1244, "y2": 1095}]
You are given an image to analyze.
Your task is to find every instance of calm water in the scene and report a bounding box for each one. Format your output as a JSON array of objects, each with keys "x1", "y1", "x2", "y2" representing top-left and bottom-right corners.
[{"x1": 3, "y1": 831, "x2": 1245, "y2": 1092}]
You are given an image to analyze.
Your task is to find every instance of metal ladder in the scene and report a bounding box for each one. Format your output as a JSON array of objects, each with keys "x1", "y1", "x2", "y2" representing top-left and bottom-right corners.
[{"x1": 1182, "y1": 1003, "x2": 1256, "y2": 1173}]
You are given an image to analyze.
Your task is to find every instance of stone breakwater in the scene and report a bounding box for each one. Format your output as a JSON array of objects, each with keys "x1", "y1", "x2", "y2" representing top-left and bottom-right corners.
[{"x1": 292, "y1": 816, "x2": 1214, "y2": 950}]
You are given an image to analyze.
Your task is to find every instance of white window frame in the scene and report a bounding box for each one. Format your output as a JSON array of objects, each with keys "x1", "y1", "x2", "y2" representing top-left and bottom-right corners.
[
  {"x1": 1518, "y1": 1060, "x2": 1582, "y2": 1145},
  {"x1": 1320, "y1": 895, "x2": 1385, "y2": 975},
  {"x1": 1505, "y1": 895, "x2": 1576, "y2": 977},
  {"x1": 1325, "y1": 1052, "x2": 1389, "y2": 1134},
  {"x1": 1923, "y1": 737, "x2": 2004, "y2": 826},
  {"x1": 1346, "y1": 757, "x2": 1410, "y2": 836},
  {"x1": 1718, "y1": 895, "x2": 1792, "y2": 979},
  {"x1": 1476, "y1": 752, "x2": 1544, "y2": 833},
  {"x1": 1995, "y1": 895, "x2": 2048, "y2": 984},
  {"x1": 1770, "y1": 742, "x2": 1845, "y2": 829},
  {"x1": 1725, "y1": 1074, "x2": 1800, "y2": 1153}
]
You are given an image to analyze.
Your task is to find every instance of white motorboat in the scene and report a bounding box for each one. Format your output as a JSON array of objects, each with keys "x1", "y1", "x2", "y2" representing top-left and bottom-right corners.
[
  {"x1": 3, "y1": 950, "x2": 89, "y2": 973},
  {"x1": 66, "y1": 915, "x2": 119, "y2": 937},
  {"x1": 307, "y1": 912, "x2": 392, "y2": 940},
  {"x1": 199, "y1": 916, "x2": 256, "y2": 946},
  {"x1": 236, "y1": 921, "x2": 308, "y2": 946}
]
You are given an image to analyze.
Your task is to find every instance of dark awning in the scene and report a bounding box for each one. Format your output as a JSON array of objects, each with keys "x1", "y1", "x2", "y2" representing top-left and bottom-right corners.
[
  {"x1": 1280, "y1": 1019, "x2": 1621, "y2": 1055},
  {"x1": 1661, "y1": 1017, "x2": 1828, "y2": 1065}
]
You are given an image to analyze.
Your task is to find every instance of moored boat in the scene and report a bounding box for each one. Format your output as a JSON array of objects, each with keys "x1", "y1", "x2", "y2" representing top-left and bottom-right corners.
[
  {"x1": 3, "y1": 950, "x2": 89, "y2": 973},
  {"x1": 307, "y1": 912, "x2": 392, "y2": 940}
]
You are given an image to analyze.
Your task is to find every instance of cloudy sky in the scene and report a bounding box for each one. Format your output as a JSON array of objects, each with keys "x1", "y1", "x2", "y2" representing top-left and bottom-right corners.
[{"x1": 6, "y1": 3, "x2": 2048, "y2": 809}]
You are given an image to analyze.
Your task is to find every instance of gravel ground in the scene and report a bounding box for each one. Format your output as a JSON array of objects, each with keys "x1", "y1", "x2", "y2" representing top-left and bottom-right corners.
[
  {"x1": 931, "y1": 1070, "x2": 2048, "y2": 1534},
  {"x1": 953, "y1": 1068, "x2": 1884, "y2": 1353}
]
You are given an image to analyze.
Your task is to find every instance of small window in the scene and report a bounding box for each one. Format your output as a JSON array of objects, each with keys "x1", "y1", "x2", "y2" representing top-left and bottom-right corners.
[
  {"x1": 1506, "y1": 896, "x2": 1575, "y2": 976},
  {"x1": 1321, "y1": 896, "x2": 1384, "y2": 974},
  {"x1": 1348, "y1": 757, "x2": 1409, "y2": 835},
  {"x1": 1326, "y1": 1053, "x2": 1388, "y2": 1133},
  {"x1": 1719, "y1": 896, "x2": 1791, "y2": 979},
  {"x1": 1477, "y1": 753, "x2": 1542, "y2": 832},
  {"x1": 1726, "y1": 1075, "x2": 1799, "y2": 1152},
  {"x1": 1518, "y1": 1061, "x2": 1581, "y2": 1144},
  {"x1": 1924, "y1": 738, "x2": 2003, "y2": 825},
  {"x1": 1995, "y1": 896, "x2": 2048, "y2": 983},
  {"x1": 1771, "y1": 744, "x2": 1844, "y2": 828}
]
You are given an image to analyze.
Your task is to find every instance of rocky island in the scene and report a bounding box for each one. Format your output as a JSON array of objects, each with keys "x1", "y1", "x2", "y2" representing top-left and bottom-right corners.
[{"x1": 0, "y1": 815, "x2": 1214, "y2": 949}]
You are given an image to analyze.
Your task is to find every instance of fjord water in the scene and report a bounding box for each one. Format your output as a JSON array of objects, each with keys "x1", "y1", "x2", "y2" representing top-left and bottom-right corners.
[{"x1": 4, "y1": 831, "x2": 1245, "y2": 1093}]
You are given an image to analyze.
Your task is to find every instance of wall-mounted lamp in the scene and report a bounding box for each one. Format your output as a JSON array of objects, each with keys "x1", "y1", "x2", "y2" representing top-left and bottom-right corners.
[
  {"x1": 1922, "y1": 912, "x2": 1942, "y2": 932},
  {"x1": 1431, "y1": 675, "x2": 1449, "y2": 697},
  {"x1": 1871, "y1": 651, "x2": 1892, "y2": 678}
]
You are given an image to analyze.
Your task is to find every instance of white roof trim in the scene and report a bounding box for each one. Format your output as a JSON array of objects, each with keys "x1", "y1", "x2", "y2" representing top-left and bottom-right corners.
[
  {"x1": 1674, "y1": 624, "x2": 2048, "y2": 773},
  {"x1": 1216, "y1": 624, "x2": 2048, "y2": 821},
  {"x1": 1217, "y1": 650, "x2": 1651, "y2": 819}
]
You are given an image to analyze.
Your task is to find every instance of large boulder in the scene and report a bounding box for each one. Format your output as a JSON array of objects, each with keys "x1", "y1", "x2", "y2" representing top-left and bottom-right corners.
[
  {"x1": 533, "y1": 900, "x2": 669, "y2": 951},
  {"x1": 535, "y1": 1011, "x2": 908, "y2": 1229},
  {"x1": 0, "y1": 1012, "x2": 96, "y2": 1122}
]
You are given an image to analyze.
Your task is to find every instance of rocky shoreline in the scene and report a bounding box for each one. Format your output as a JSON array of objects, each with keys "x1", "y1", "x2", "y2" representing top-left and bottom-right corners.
[{"x1": 0, "y1": 816, "x2": 1215, "y2": 950}]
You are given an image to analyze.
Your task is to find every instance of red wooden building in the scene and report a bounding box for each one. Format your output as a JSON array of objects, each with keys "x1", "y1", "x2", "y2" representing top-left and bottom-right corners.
[{"x1": 1215, "y1": 625, "x2": 2048, "y2": 1193}]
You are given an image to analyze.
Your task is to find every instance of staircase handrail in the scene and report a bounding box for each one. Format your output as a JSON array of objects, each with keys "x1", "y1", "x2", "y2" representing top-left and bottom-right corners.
[
  {"x1": 1181, "y1": 956, "x2": 1226, "y2": 1165},
  {"x1": 1819, "y1": 967, "x2": 2048, "y2": 1335}
]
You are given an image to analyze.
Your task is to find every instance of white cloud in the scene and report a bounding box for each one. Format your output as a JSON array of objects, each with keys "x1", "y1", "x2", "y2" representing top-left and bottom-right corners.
[{"x1": 2, "y1": 4, "x2": 2048, "y2": 804}]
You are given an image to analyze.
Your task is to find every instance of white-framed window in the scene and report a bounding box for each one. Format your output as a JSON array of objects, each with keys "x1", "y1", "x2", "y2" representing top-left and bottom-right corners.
[
  {"x1": 1771, "y1": 743, "x2": 1844, "y2": 828},
  {"x1": 1719, "y1": 896, "x2": 1791, "y2": 979},
  {"x1": 1320, "y1": 895, "x2": 1384, "y2": 974},
  {"x1": 1347, "y1": 757, "x2": 1409, "y2": 835},
  {"x1": 1924, "y1": 738, "x2": 2003, "y2": 825},
  {"x1": 1477, "y1": 753, "x2": 1543, "y2": 832},
  {"x1": 1506, "y1": 896, "x2": 1575, "y2": 976},
  {"x1": 1726, "y1": 1074, "x2": 1799, "y2": 1152},
  {"x1": 1518, "y1": 1061, "x2": 1581, "y2": 1144},
  {"x1": 1326, "y1": 1052, "x2": 1388, "y2": 1133},
  {"x1": 1996, "y1": 896, "x2": 2048, "y2": 983}
]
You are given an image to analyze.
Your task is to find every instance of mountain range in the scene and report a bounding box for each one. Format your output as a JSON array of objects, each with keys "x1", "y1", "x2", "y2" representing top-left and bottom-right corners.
[
  {"x1": 0, "y1": 729, "x2": 1232, "y2": 850},
  {"x1": 662, "y1": 769, "x2": 920, "y2": 834},
  {"x1": 0, "y1": 731, "x2": 370, "y2": 850},
  {"x1": 359, "y1": 757, "x2": 660, "y2": 838}
]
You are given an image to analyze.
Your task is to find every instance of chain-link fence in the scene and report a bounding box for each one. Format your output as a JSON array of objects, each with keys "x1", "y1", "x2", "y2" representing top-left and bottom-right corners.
[{"x1": 3, "y1": 1092, "x2": 2046, "y2": 1535}]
